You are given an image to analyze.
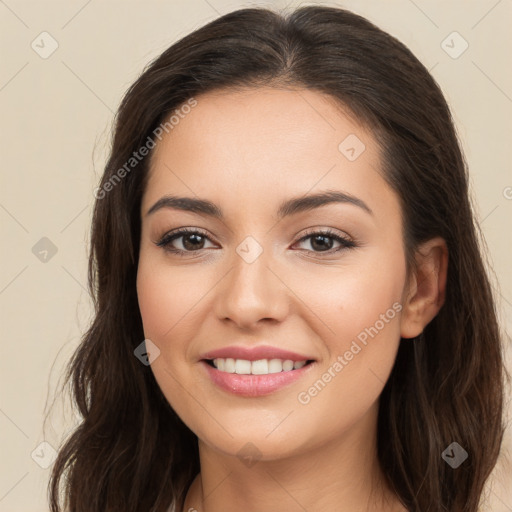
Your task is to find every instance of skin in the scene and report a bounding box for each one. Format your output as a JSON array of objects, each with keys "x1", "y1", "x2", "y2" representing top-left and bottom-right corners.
[{"x1": 136, "y1": 87, "x2": 447, "y2": 512}]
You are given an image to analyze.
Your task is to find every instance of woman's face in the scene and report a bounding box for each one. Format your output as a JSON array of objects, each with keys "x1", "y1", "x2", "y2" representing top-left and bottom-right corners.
[{"x1": 137, "y1": 87, "x2": 409, "y2": 461}]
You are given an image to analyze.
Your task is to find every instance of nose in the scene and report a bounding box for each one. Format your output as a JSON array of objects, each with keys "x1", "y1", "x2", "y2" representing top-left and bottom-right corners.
[{"x1": 213, "y1": 247, "x2": 290, "y2": 330}]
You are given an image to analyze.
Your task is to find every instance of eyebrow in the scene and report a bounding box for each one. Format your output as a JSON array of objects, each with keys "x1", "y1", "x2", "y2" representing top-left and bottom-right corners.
[{"x1": 145, "y1": 189, "x2": 373, "y2": 219}]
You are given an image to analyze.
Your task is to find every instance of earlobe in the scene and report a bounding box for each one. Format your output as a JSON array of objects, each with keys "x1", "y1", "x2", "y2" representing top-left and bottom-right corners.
[{"x1": 400, "y1": 237, "x2": 448, "y2": 339}]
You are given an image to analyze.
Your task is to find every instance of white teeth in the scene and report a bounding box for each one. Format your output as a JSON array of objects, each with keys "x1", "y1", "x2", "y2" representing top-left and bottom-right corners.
[
  {"x1": 211, "y1": 358, "x2": 309, "y2": 375},
  {"x1": 235, "y1": 359, "x2": 251, "y2": 374},
  {"x1": 282, "y1": 360, "x2": 294, "y2": 371},
  {"x1": 268, "y1": 359, "x2": 283, "y2": 373},
  {"x1": 224, "y1": 358, "x2": 236, "y2": 373},
  {"x1": 251, "y1": 359, "x2": 269, "y2": 375}
]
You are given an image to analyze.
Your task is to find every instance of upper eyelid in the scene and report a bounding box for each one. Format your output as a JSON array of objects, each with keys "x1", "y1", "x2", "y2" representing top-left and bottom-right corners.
[{"x1": 156, "y1": 227, "x2": 213, "y2": 245}]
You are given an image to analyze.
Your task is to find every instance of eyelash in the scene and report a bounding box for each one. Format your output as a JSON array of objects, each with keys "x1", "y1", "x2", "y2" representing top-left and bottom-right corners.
[{"x1": 155, "y1": 227, "x2": 357, "y2": 257}]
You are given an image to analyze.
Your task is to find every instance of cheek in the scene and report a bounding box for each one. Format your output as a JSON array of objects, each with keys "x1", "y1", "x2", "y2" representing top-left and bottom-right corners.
[
  {"x1": 136, "y1": 257, "x2": 205, "y2": 423},
  {"x1": 136, "y1": 255, "x2": 208, "y2": 342},
  {"x1": 136, "y1": 266, "x2": 173, "y2": 344},
  {"x1": 294, "y1": 248, "x2": 406, "y2": 349},
  {"x1": 291, "y1": 251, "x2": 405, "y2": 410},
  {"x1": 334, "y1": 270, "x2": 404, "y2": 346}
]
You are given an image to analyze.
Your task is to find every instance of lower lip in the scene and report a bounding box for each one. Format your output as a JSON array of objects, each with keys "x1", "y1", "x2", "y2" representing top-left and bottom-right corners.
[{"x1": 201, "y1": 360, "x2": 314, "y2": 397}]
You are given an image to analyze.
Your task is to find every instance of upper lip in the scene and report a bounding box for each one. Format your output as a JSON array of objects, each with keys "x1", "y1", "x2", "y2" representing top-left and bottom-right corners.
[{"x1": 200, "y1": 345, "x2": 315, "y2": 362}]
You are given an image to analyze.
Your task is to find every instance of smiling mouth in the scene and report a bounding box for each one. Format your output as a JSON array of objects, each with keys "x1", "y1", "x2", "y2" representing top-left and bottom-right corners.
[{"x1": 204, "y1": 358, "x2": 315, "y2": 375}]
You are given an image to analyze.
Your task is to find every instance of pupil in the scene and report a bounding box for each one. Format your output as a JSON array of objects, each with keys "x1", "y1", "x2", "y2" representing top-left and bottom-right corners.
[
  {"x1": 312, "y1": 235, "x2": 332, "y2": 251},
  {"x1": 183, "y1": 234, "x2": 204, "y2": 250}
]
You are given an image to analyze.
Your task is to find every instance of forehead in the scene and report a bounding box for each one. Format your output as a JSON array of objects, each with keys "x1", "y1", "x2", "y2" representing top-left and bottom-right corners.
[{"x1": 143, "y1": 87, "x2": 396, "y2": 222}]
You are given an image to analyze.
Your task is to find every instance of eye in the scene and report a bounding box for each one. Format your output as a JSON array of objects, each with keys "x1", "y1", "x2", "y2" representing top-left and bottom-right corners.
[
  {"x1": 293, "y1": 228, "x2": 356, "y2": 254},
  {"x1": 156, "y1": 228, "x2": 217, "y2": 255},
  {"x1": 155, "y1": 227, "x2": 357, "y2": 256}
]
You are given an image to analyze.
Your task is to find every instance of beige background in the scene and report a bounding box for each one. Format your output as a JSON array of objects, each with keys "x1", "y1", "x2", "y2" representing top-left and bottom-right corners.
[{"x1": 1, "y1": 0, "x2": 511, "y2": 510}]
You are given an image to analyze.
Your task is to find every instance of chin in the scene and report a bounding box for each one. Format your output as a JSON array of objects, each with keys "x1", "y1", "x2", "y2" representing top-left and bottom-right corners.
[{"x1": 200, "y1": 432, "x2": 309, "y2": 464}]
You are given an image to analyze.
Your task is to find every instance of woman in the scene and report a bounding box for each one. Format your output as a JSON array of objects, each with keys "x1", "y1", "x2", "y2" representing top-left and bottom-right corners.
[{"x1": 49, "y1": 5, "x2": 507, "y2": 512}]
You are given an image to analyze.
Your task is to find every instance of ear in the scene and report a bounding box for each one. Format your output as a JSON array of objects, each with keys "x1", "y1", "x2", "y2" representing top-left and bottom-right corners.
[{"x1": 400, "y1": 237, "x2": 448, "y2": 339}]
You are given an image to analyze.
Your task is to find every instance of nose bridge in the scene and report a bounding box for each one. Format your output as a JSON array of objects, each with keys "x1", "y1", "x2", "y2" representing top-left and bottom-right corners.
[{"x1": 214, "y1": 237, "x2": 288, "y2": 327}]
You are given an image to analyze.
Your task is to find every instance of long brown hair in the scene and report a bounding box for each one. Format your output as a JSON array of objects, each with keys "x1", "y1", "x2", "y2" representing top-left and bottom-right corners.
[{"x1": 48, "y1": 5, "x2": 507, "y2": 511}]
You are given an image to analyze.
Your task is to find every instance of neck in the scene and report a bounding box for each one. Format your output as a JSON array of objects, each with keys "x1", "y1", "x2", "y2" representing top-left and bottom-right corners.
[{"x1": 182, "y1": 402, "x2": 405, "y2": 512}]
